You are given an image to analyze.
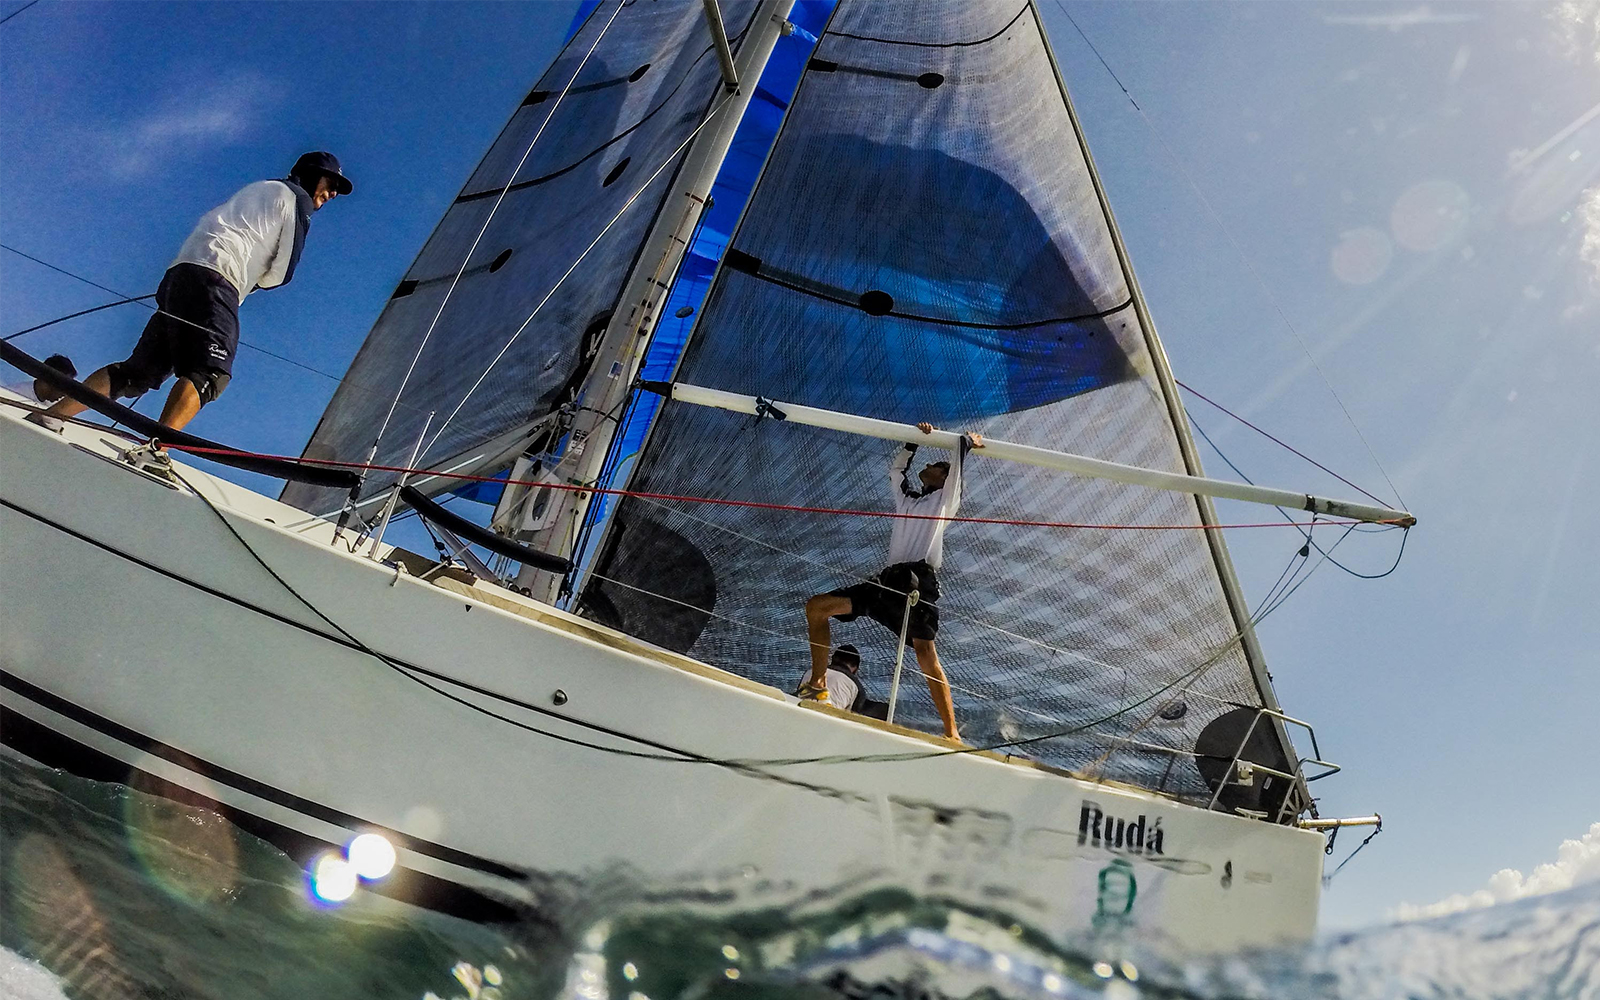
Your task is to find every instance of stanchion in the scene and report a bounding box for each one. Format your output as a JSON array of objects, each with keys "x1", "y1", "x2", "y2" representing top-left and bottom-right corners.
[
  {"x1": 884, "y1": 584, "x2": 920, "y2": 725},
  {"x1": 367, "y1": 411, "x2": 433, "y2": 558}
]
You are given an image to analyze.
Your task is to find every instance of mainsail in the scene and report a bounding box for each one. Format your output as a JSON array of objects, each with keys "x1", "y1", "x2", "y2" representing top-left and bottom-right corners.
[
  {"x1": 282, "y1": 1, "x2": 764, "y2": 513},
  {"x1": 583, "y1": 0, "x2": 1297, "y2": 802}
]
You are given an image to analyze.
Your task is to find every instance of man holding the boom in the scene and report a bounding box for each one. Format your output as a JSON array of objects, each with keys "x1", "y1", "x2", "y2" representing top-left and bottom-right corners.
[{"x1": 800, "y1": 422, "x2": 981, "y2": 742}]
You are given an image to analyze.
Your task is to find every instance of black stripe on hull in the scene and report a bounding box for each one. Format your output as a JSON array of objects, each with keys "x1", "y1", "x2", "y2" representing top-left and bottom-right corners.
[
  {"x1": 0, "y1": 702, "x2": 525, "y2": 925},
  {"x1": 0, "y1": 668, "x2": 526, "y2": 882}
]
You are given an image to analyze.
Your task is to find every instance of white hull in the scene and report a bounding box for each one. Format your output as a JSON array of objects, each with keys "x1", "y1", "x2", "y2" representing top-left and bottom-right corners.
[{"x1": 0, "y1": 404, "x2": 1324, "y2": 951}]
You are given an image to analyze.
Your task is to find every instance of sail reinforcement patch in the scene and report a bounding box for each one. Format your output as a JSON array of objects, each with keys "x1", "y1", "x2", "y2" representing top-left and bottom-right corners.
[{"x1": 858, "y1": 289, "x2": 895, "y2": 315}]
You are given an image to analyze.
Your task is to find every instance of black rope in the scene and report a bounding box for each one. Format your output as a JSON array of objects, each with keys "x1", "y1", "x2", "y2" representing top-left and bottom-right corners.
[
  {"x1": 0, "y1": 242, "x2": 437, "y2": 416},
  {"x1": 0, "y1": 0, "x2": 41, "y2": 28},
  {"x1": 727, "y1": 260, "x2": 1136, "y2": 333},
  {"x1": 453, "y1": 19, "x2": 754, "y2": 204},
  {"x1": 164, "y1": 466, "x2": 873, "y2": 801},
  {"x1": 828, "y1": 2, "x2": 1029, "y2": 48},
  {"x1": 1191, "y1": 414, "x2": 1409, "y2": 582},
  {"x1": 1323, "y1": 822, "x2": 1383, "y2": 885},
  {"x1": 3, "y1": 294, "x2": 156, "y2": 342},
  {"x1": 1051, "y1": 0, "x2": 1140, "y2": 112}
]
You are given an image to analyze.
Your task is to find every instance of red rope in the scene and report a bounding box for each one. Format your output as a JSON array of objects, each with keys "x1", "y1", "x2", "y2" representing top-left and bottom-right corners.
[
  {"x1": 1176, "y1": 380, "x2": 1389, "y2": 507},
  {"x1": 167, "y1": 443, "x2": 1403, "y2": 531}
]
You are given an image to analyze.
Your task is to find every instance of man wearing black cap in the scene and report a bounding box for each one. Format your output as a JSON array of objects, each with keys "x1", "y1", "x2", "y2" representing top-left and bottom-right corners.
[{"x1": 37, "y1": 151, "x2": 352, "y2": 437}]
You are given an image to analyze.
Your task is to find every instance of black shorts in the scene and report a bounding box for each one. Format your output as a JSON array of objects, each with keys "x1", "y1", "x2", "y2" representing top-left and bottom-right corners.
[
  {"x1": 830, "y1": 561, "x2": 941, "y2": 645},
  {"x1": 111, "y1": 263, "x2": 240, "y2": 398}
]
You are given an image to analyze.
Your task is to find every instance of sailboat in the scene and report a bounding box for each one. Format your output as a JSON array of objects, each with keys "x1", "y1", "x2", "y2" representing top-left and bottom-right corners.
[{"x1": 1, "y1": 0, "x2": 1405, "y2": 952}]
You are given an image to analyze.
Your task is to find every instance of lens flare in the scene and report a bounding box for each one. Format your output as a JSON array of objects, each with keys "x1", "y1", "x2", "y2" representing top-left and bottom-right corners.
[
  {"x1": 346, "y1": 833, "x2": 397, "y2": 880},
  {"x1": 310, "y1": 853, "x2": 358, "y2": 903},
  {"x1": 1330, "y1": 226, "x2": 1393, "y2": 285}
]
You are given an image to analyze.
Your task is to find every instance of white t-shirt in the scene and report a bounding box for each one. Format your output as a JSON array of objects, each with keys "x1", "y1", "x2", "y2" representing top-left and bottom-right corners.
[
  {"x1": 172, "y1": 180, "x2": 301, "y2": 303},
  {"x1": 824, "y1": 668, "x2": 860, "y2": 711},
  {"x1": 885, "y1": 443, "x2": 964, "y2": 570}
]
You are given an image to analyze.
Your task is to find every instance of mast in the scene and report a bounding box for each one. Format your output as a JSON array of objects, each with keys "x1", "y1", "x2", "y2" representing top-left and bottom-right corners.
[
  {"x1": 1031, "y1": 12, "x2": 1308, "y2": 811},
  {"x1": 500, "y1": 0, "x2": 797, "y2": 602}
]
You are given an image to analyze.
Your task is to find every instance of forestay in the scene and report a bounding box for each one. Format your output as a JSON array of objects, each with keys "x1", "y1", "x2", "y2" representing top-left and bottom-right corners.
[
  {"x1": 585, "y1": 0, "x2": 1292, "y2": 801},
  {"x1": 282, "y1": 1, "x2": 761, "y2": 513}
]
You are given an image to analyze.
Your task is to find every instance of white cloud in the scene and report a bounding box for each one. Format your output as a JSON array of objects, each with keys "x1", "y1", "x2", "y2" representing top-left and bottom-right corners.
[
  {"x1": 1392, "y1": 821, "x2": 1600, "y2": 922},
  {"x1": 1549, "y1": 0, "x2": 1600, "y2": 65},
  {"x1": 99, "y1": 73, "x2": 276, "y2": 178},
  {"x1": 1580, "y1": 185, "x2": 1600, "y2": 283},
  {"x1": 1322, "y1": 6, "x2": 1479, "y2": 31}
]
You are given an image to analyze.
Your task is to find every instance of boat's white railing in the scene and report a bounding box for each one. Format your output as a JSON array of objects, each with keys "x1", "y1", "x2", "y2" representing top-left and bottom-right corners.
[{"x1": 1203, "y1": 706, "x2": 1340, "y2": 824}]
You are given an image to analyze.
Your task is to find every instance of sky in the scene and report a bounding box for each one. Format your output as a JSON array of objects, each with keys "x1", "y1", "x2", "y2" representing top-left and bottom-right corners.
[{"x1": 2, "y1": 1, "x2": 1597, "y2": 933}]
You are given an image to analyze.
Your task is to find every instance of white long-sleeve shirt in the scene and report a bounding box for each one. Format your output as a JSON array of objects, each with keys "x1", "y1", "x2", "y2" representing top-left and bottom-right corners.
[
  {"x1": 885, "y1": 441, "x2": 964, "y2": 570},
  {"x1": 171, "y1": 180, "x2": 302, "y2": 304}
]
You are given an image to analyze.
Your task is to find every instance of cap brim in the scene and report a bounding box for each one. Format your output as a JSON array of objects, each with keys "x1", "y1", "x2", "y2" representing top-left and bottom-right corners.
[{"x1": 331, "y1": 174, "x2": 353, "y2": 195}]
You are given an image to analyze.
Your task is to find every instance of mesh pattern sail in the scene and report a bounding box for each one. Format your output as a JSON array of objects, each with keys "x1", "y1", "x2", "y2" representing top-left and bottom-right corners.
[
  {"x1": 586, "y1": 0, "x2": 1283, "y2": 800},
  {"x1": 282, "y1": 0, "x2": 760, "y2": 512}
]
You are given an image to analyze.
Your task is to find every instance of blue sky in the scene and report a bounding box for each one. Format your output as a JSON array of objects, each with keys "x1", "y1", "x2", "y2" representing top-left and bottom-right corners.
[{"x1": 3, "y1": 1, "x2": 1597, "y2": 932}]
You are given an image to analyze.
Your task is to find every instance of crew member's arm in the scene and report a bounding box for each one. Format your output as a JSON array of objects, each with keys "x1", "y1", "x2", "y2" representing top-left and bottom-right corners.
[
  {"x1": 943, "y1": 431, "x2": 983, "y2": 517},
  {"x1": 890, "y1": 439, "x2": 919, "y2": 503},
  {"x1": 255, "y1": 186, "x2": 300, "y2": 291}
]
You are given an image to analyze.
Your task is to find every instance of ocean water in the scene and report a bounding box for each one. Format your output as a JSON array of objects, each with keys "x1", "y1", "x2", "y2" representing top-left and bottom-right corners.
[{"x1": 1, "y1": 755, "x2": 1593, "y2": 1000}]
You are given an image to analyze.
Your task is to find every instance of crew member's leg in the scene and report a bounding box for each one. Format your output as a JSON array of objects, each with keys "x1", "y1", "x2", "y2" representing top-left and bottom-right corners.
[
  {"x1": 912, "y1": 638, "x2": 960, "y2": 741},
  {"x1": 43, "y1": 271, "x2": 178, "y2": 421},
  {"x1": 39, "y1": 368, "x2": 116, "y2": 420},
  {"x1": 803, "y1": 593, "x2": 852, "y2": 688},
  {"x1": 163, "y1": 264, "x2": 238, "y2": 431},
  {"x1": 158, "y1": 378, "x2": 203, "y2": 431}
]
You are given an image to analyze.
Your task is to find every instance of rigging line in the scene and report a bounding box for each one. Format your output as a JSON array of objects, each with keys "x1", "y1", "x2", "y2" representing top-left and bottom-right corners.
[
  {"x1": 160, "y1": 467, "x2": 863, "y2": 802},
  {"x1": 164, "y1": 442, "x2": 1391, "y2": 532},
  {"x1": 0, "y1": 0, "x2": 39, "y2": 27},
  {"x1": 1177, "y1": 379, "x2": 1387, "y2": 506},
  {"x1": 623, "y1": 492, "x2": 1130, "y2": 679},
  {"x1": 1089, "y1": 503, "x2": 1376, "y2": 775},
  {"x1": 370, "y1": 0, "x2": 628, "y2": 456},
  {"x1": 731, "y1": 637, "x2": 1239, "y2": 768},
  {"x1": 1051, "y1": 0, "x2": 1406, "y2": 510},
  {"x1": 827, "y1": 1, "x2": 1030, "y2": 49},
  {"x1": 1, "y1": 488, "x2": 1208, "y2": 799},
  {"x1": 1084, "y1": 530, "x2": 1349, "y2": 780},
  {"x1": 3, "y1": 294, "x2": 155, "y2": 342},
  {"x1": 453, "y1": 20, "x2": 753, "y2": 204},
  {"x1": 583, "y1": 568, "x2": 1062, "y2": 726},
  {"x1": 420, "y1": 88, "x2": 743, "y2": 461},
  {"x1": 1322, "y1": 822, "x2": 1382, "y2": 885},
  {"x1": 730, "y1": 263, "x2": 1136, "y2": 333},
  {"x1": 0, "y1": 242, "x2": 433, "y2": 414},
  {"x1": 1254, "y1": 528, "x2": 1325, "y2": 622},
  {"x1": 1190, "y1": 413, "x2": 1409, "y2": 580},
  {"x1": 1251, "y1": 535, "x2": 1309, "y2": 622},
  {"x1": 1, "y1": 242, "x2": 129, "y2": 299}
]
